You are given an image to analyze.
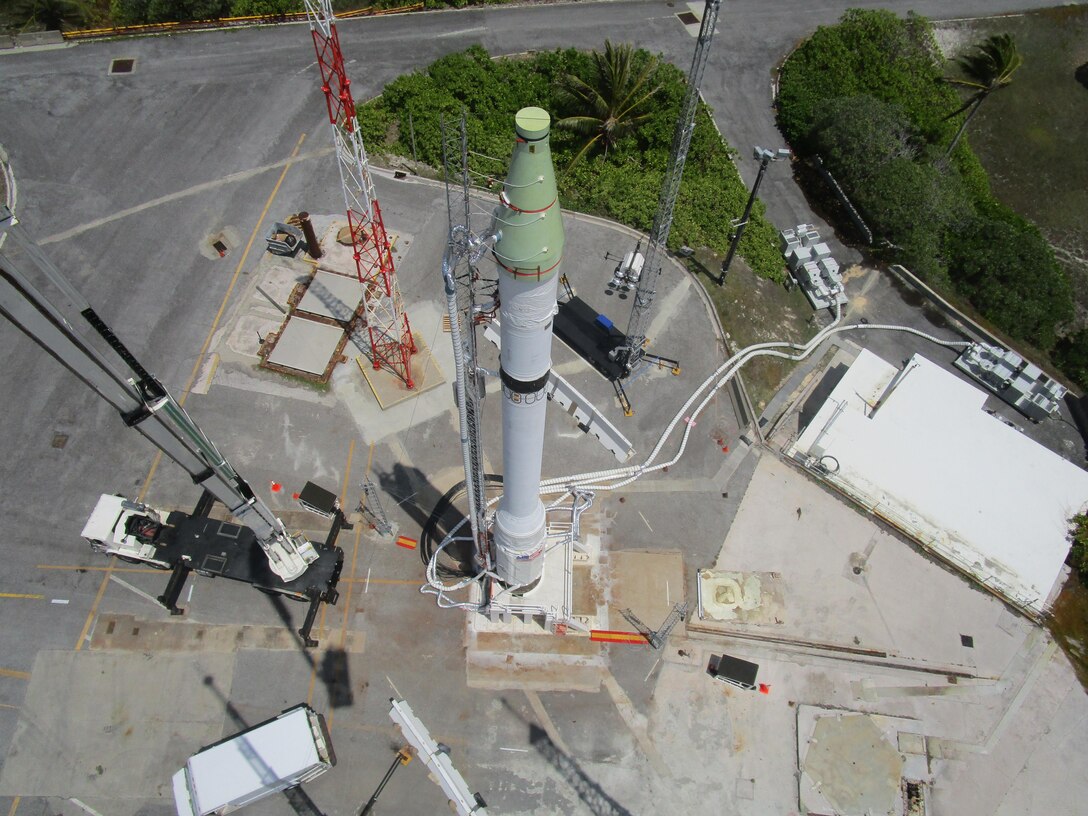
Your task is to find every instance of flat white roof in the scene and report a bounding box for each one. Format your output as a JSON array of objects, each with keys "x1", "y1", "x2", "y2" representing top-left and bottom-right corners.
[{"x1": 793, "y1": 349, "x2": 1087, "y2": 615}]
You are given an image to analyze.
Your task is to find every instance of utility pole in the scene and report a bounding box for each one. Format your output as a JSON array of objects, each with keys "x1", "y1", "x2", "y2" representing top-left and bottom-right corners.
[{"x1": 719, "y1": 146, "x2": 790, "y2": 283}]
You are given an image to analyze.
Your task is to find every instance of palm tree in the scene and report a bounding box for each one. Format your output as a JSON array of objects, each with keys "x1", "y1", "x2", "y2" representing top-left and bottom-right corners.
[
  {"x1": 942, "y1": 33, "x2": 1023, "y2": 159},
  {"x1": 555, "y1": 41, "x2": 662, "y2": 170}
]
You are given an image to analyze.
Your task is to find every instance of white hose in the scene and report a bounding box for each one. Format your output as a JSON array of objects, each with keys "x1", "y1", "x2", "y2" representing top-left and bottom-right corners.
[{"x1": 424, "y1": 303, "x2": 972, "y2": 606}]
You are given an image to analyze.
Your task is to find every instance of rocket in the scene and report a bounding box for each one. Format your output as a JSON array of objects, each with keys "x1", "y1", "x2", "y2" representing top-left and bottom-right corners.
[{"x1": 491, "y1": 107, "x2": 566, "y2": 590}]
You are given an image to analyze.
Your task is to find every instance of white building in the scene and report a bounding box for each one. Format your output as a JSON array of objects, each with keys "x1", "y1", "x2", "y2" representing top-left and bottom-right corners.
[{"x1": 789, "y1": 349, "x2": 1087, "y2": 617}]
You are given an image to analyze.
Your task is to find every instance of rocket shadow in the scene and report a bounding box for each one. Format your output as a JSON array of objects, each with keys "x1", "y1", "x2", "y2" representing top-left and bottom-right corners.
[{"x1": 378, "y1": 461, "x2": 483, "y2": 577}]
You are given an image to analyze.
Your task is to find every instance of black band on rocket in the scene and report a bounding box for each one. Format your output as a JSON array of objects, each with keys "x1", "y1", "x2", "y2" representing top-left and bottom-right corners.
[{"x1": 500, "y1": 366, "x2": 550, "y2": 395}]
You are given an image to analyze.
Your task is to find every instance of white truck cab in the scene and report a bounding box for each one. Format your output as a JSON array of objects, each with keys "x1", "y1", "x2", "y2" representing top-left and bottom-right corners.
[
  {"x1": 81, "y1": 493, "x2": 172, "y2": 568},
  {"x1": 172, "y1": 704, "x2": 335, "y2": 816}
]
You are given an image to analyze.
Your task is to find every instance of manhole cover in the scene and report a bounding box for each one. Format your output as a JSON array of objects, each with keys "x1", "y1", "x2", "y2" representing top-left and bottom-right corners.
[
  {"x1": 677, "y1": 11, "x2": 699, "y2": 24},
  {"x1": 51, "y1": 432, "x2": 69, "y2": 449},
  {"x1": 109, "y1": 58, "x2": 135, "y2": 75}
]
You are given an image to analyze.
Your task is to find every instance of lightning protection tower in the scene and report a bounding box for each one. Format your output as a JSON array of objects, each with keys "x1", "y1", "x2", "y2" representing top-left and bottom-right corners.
[
  {"x1": 617, "y1": 0, "x2": 722, "y2": 373},
  {"x1": 304, "y1": 0, "x2": 417, "y2": 387},
  {"x1": 440, "y1": 112, "x2": 492, "y2": 573}
]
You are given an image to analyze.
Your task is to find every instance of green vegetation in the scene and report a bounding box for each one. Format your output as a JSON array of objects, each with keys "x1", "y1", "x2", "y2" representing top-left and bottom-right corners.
[
  {"x1": 3, "y1": 1, "x2": 519, "y2": 32},
  {"x1": 361, "y1": 44, "x2": 783, "y2": 280},
  {"x1": 554, "y1": 40, "x2": 662, "y2": 169},
  {"x1": 6, "y1": 0, "x2": 100, "y2": 31},
  {"x1": 107, "y1": 0, "x2": 299, "y2": 25},
  {"x1": 1067, "y1": 514, "x2": 1088, "y2": 585},
  {"x1": 947, "y1": 7, "x2": 1088, "y2": 387},
  {"x1": 777, "y1": 9, "x2": 1073, "y2": 357}
]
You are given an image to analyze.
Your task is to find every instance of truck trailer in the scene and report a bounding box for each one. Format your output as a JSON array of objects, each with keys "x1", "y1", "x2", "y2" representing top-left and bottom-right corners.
[{"x1": 172, "y1": 704, "x2": 336, "y2": 816}]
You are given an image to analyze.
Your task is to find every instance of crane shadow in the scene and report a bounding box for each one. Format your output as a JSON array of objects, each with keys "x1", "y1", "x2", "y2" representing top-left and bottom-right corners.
[{"x1": 263, "y1": 592, "x2": 353, "y2": 708}]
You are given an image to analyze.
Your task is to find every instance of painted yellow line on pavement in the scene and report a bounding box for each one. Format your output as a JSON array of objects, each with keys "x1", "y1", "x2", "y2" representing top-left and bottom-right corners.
[
  {"x1": 0, "y1": 593, "x2": 43, "y2": 600},
  {"x1": 0, "y1": 668, "x2": 31, "y2": 680},
  {"x1": 7, "y1": 795, "x2": 20, "y2": 816}
]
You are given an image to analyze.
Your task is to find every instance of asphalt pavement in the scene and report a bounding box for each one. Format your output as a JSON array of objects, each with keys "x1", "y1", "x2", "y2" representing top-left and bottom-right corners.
[{"x1": 1, "y1": 2, "x2": 1086, "y2": 814}]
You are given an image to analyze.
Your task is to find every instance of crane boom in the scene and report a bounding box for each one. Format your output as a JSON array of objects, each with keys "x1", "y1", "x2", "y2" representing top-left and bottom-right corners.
[
  {"x1": 0, "y1": 206, "x2": 318, "y2": 582},
  {"x1": 618, "y1": 0, "x2": 722, "y2": 372}
]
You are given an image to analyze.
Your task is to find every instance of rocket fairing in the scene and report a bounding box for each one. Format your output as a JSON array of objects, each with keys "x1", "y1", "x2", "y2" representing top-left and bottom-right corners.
[{"x1": 491, "y1": 107, "x2": 566, "y2": 589}]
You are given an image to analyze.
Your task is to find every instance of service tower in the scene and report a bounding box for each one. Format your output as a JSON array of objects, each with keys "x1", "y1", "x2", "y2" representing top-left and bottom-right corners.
[{"x1": 491, "y1": 107, "x2": 565, "y2": 590}]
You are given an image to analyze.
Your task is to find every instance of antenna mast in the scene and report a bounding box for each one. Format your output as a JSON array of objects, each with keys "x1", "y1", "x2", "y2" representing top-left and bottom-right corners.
[
  {"x1": 618, "y1": 0, "x2": 722, "y2": 373},
  {"x1": 441, "y1": 113, "x2": 492, "y2": 570},
  {"x1": 304, "y1": 0, "x2": 416, "y2": 387}
]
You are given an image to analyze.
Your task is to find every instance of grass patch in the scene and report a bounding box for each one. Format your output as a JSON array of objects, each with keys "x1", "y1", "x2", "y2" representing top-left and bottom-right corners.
[
  {"x1": 937, "y1": 8, "x2": 1088, "y2": 323},
  {"x1": 689, "y1": 248, "x2": 818, "y2": 411}
]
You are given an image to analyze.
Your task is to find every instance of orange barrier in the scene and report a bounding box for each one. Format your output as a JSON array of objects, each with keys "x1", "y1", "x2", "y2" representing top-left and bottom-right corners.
[{"x1": 589, "y1": 629, "x2": 649, "y2": 645}]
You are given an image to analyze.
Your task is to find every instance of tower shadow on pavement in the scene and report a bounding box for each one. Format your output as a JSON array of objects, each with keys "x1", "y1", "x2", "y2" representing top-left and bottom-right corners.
[{"x1": 500, "y1": 697, "x2": 632, "y2": 816}]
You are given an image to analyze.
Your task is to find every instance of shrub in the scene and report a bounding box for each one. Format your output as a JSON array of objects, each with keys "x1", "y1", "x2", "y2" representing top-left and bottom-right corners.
[
  {"x1": 1053, "y1": 329, "x2": 1088, "y2": 390},
  {"x1": 946, "y1": 211, "x2": 1072, "y2": 349},
  {"x1": 777, "y1": 9, "x2": 956, "y2": 152},
  {"x1": 778, "y1": 8, "x2": 1074, "y2": 357},
  {"x1": 1067, "y1": 514, "x2": 1088, "y2": 585},
  {"x1": 362, "y1": 45, "x2": 784, "y2": 280}
]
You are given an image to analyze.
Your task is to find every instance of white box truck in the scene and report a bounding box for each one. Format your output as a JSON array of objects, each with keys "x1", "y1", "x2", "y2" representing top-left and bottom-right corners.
[{"x1": 172, "y1": 704, "x2": 336, "y2": 816}]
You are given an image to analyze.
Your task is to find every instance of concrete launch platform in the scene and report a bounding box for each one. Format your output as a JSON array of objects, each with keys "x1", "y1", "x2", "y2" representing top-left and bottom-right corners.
[
  {"x1": 264, "y1": 316, "x2": 345, "y2": 377},
  {"x1": 295, "y1": 268, "x2": 365, "y2": 322},
  {"x1": 4, "y1": 71, "x2": 1088, "y2": 816}
]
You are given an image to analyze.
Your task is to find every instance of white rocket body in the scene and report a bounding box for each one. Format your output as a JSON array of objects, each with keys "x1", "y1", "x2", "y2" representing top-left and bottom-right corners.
[{"x1": 491, "y1": 107, "x2": 565, "y2": 589}]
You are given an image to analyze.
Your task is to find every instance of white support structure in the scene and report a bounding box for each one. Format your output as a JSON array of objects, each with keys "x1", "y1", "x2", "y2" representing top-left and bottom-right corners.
[{"x1": 389, "y1": 699, "x2": 488, "y2": 815}]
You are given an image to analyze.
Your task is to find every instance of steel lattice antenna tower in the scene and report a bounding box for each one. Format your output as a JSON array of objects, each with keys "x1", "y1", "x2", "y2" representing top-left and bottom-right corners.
[
  {"x1": 440, "y1": 113, "x2": 492, "y2": 570},
  {"x1": 618, "y1": 0, "x2": 722, "y2": 373},
  {"x1": 304, "y1": 0, "x2": 417, "y2": 387}
]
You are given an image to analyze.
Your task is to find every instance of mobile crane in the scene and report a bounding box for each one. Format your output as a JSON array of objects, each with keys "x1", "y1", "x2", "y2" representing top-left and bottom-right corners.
[{"x1": 0, "y1": 205, "x2": 344, "y2": 646}]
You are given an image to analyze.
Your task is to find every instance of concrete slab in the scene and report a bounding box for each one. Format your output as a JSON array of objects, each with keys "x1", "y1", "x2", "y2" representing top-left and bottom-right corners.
[
  {"x1": 357, "y1": 330, "x2": 445, "y2": 407},
  {"x1": 798, "y1": 705, "x2": 912, "y2": 816},
  {"x1": 702, "y1": 454, "x2": 1036, "y2": 676},
  {"x1": 89, "y1": 613, "x2": 364, "y2": 654},
  {"x1": 0, "y1": 651, "x2": 234, "y2": 799},
  {"x1": 605, "y1": 550, "x2": 685, "y2": 637},
  {"x1": 297, "y1": 268, "x2": 365, "y2": 322},
  {"x1": 265, "y1": 315, "x2": 345, "y2": 376},
  {"x1": 698, "y1": 569, "x2": 785, "y2": 625}
]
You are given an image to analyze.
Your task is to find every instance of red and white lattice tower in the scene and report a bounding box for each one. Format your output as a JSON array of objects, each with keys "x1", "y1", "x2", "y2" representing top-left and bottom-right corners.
[{"x1": 304, "y1": 0, "x2": 416, "y2": 388}]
